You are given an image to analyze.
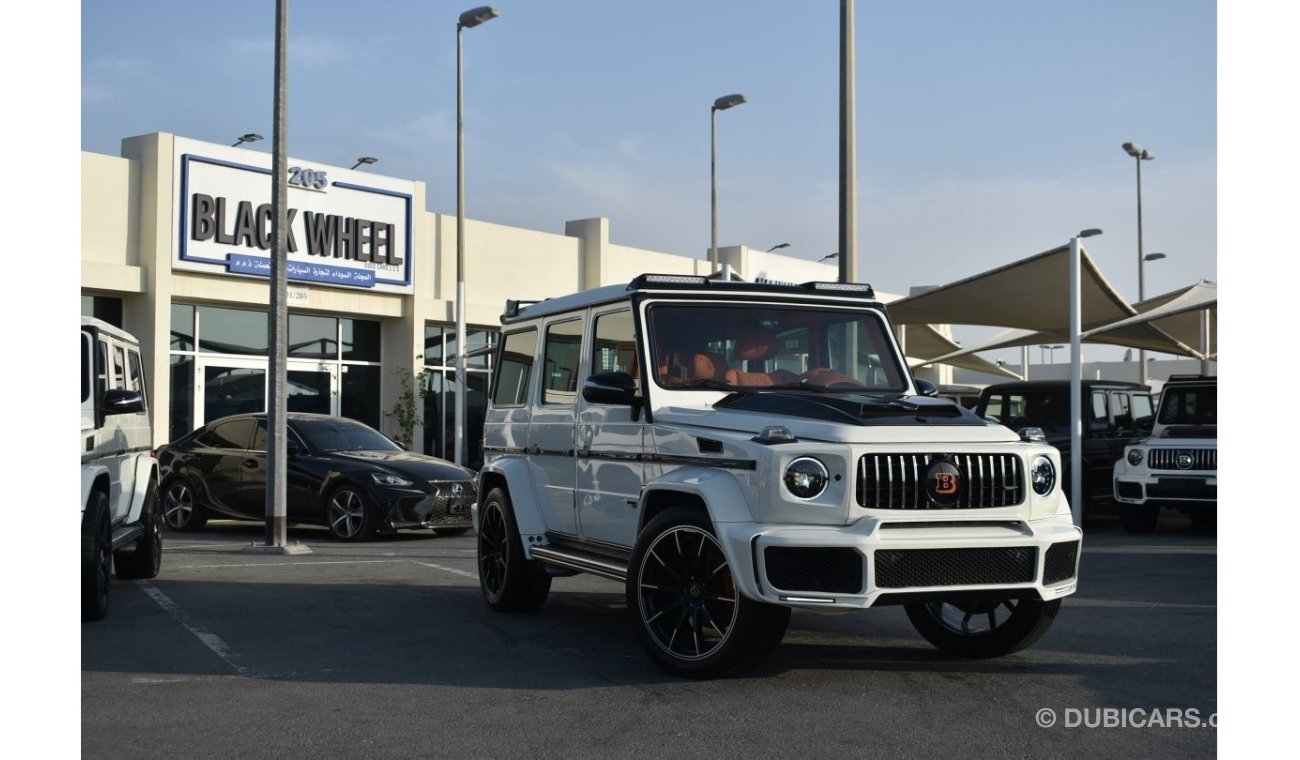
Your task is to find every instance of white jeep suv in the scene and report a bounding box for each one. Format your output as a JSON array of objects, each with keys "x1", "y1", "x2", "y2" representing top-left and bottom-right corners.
[
  {"x1": 474, "y1": 275, "x2": 1081, "y2": 678},
  {"x1": 81, "y1": 317, "x2": 162, "y2": 621},
  {"x1": 1113, "y1": 374, "x2": 1217, "y2": 533}
]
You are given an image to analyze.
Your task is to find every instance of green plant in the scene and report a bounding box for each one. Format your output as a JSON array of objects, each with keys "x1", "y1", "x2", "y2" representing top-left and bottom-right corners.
[{"x1": 385, "y1": 366, "x2": 430, "y2": 449}]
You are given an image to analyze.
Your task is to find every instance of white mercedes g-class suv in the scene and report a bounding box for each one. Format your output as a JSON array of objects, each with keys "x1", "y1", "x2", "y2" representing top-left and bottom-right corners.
[
  {"x1": 81, "y1": 317, "x2": 162, "y2": 621},
  {"x1": 474, "y1": 275, "x2": 1080, "y2": 677},
  {"x1": 1113, "y1": 374, "x2": 1217, "y2": 534}
]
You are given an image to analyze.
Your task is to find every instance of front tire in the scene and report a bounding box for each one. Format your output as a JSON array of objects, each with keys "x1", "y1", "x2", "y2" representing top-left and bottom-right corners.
[
  {"x1": 116, "y1": 476, "x2": 163, "y2": 580},
  {"x1": 161, "y1": 477, "x2": 208, "y2": 532},
  {"x1": 627, "y1": 506, "x2": 789, "y2": 679},
  {"x1": 82, "y1": 491, "x2": 112, "y2": 622},
  {"x1": 325, "y1": 485, "x2": 376, "y2": 541},
  {"x1": 905, "y1": 597, "x2": 1060, "y2": 658},
  {"x1": 477, "y1": 487, "x2": 551, "y2": 611}
]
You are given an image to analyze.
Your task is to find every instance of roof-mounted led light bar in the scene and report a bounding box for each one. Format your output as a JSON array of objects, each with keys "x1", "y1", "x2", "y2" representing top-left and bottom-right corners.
[{"x1": 627, "y1": 273, "x2": 875, "y2": 299}]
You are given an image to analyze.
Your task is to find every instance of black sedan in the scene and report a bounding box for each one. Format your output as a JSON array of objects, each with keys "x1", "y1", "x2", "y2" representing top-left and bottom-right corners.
[{"x1": 156, "y1": 413, "x2": 476, "y2": 541}]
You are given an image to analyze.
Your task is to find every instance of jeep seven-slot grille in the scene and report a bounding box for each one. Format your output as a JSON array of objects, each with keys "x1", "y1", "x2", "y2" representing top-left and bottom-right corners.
[
  {"x1": 1147, "y1": 448, "x2": 1217, "y2": 471},
  {"x1": 874, "y1": 546, "x2": 1038, "y2": 588},
  {"x1": 856, "y1": 453, "x2": 1024, "y2": 509}
]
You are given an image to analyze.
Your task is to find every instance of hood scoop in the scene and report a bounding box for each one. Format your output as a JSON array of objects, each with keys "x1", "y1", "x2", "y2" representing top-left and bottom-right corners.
[{"x1": 713, "y1": 390, "x2": 984, "y2": 427}]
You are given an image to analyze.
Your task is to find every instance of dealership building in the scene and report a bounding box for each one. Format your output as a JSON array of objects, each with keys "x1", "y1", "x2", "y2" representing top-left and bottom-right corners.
[{"x1": 82, "y1": 132, "x2": 892, "y2": 464}]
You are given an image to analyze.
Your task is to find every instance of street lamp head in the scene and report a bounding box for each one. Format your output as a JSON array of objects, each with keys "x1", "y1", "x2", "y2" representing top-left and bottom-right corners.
[
  {"x1": 232, "y1": 133, "x2": 263, "y2": 147},
  {"x1": 766, "y1": 242, "x2": 790, "y2": 252},
  {"x1": 458, "y1": 5, "x2": 499, "y2": 28},
  {"x1": 1077, "y1": 228, "x2": 1103, "y2": 239},
  {"x1": 818, "y1": 252, "x2": 839, "y2": 263},
  {"x1": 351, "y1": 156, "x2": 378, "y2": 170},
  {"x1": 1122, "y1": 141, "x2": 1154, "y2": 160},
  {"x1": 1144, "y1": 252, "x2": 1167, "y2": 262},
  {"x1": 713, "y1": 93, "x2": 748, "y2": 111}
]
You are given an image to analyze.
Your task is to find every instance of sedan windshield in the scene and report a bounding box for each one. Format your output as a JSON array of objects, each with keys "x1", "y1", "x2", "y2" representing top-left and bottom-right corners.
[
  {"x1": 293, "y1": 418, "x2": 401, "y2": 452},
  {"x1": 646, "y1": 302, "x2": 907, "y2": 393}
]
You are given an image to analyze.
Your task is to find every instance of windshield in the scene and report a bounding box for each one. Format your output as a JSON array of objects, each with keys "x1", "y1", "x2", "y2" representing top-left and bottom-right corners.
[
  {"x1": 1158, "y1": 385, "x2": 1217, "y2": 426},
  {"x1": 646, "y1": 302, "x2": 908, "y2": 393},
  {"x1": 292, "y1": 417, "x2": 401, "y2": 452}
]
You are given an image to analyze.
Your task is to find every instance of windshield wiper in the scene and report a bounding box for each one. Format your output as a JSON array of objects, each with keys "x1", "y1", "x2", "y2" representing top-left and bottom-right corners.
[{"x1": 767, "y1": 382, "x2": 834, "y2": 393}]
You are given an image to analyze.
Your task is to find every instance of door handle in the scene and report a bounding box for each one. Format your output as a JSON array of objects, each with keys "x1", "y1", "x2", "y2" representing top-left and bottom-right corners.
[{"x1": 242, "y1": 458, "x2": 260, "y2": 469}]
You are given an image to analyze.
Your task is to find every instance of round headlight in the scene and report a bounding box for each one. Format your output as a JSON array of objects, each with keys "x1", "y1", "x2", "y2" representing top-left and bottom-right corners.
[
  {"x1": 784, "y1": 457, "x2": 829, "y2": 500},
  {"x1": 1127, "y1": 448, "x2": 1144, "y2": 466},
  {"x1": 1030, "y1": 456, "x2": 1056, "y2": 496}
]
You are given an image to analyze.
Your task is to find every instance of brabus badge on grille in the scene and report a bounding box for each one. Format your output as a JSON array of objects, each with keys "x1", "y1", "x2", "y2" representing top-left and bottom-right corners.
[
  {"x1": 926, "y1": 460, "x2": 961, "y2": 507},
  {"x1": 1176, "y1": 451, "x2": 1194, "y2": 470}
]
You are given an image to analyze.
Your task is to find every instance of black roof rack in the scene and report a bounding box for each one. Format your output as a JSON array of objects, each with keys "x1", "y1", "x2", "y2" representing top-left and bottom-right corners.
[
  {"x1": 626, "y1": 273, "x2": 875, "y2": 299},
  {"x1": 1165, "y1": 374, "x2": 1215, "y2": 382}
]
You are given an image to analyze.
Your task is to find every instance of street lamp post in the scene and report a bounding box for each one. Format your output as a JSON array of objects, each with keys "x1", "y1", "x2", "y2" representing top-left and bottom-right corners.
[
  {"x1": 455, "y1": 5, "x2": 499, "y2": 467},
  {"x1": 711, "y1": 93, "x2": 747, "y2": 277},
  {"x1": 1040, "y1": 344, "x2": 1064, "y2": 364},
  {"x1": 1122, "y1": 141, "x2": 1155, "y2": 384},
  {"x1": 1069, "y1": 228, "x2": 1103, "y2": 527}
]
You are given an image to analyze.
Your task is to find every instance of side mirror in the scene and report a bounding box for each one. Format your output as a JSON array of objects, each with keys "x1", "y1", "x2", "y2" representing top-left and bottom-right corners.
[
  {"x1": 583, "y1": 372, "x2": 639, "y2": 405},
  {"x1": 102, "y1": 388, "x2": 145, "y2": 416},
  {"x1": 914, "y1": 378, "x2": 938, "y2": 397}
]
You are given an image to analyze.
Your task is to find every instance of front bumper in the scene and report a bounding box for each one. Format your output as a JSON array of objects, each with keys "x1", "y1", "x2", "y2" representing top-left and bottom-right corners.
[
  {"x1": 716, "y1": 513, "x2": 1081, "y2": 611},
  {"x1": 1114, "y1": 468, "x2": 1217, "y2": 510},
  {"x1": 380, "y1": 480, "x2": 477, "y2": 531}
]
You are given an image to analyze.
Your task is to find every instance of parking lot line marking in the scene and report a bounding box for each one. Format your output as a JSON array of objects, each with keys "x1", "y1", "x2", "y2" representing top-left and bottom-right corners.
[
  {"x1": 413, "y1": 561, "x2": 478, "y2": 580},
  {"x1": 167, "y1": 559, "x2": 402, "y2": 570},
  {"x1": 137, "y1": 580, "x2": 264, "y2": 679}
]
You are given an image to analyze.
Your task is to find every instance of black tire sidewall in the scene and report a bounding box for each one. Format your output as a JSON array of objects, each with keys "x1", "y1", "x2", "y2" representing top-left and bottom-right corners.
[
  {"x1": 626, "y1": 506, "x2": 788, "y2": 678},
  {"x1": 81, "y1": 492, "x2": 112, "y2": 621},
  {"x1": 115, "y1": 476, "x2": 162, "y2": 580},
  {"x1": 905, "y1": 597, "x2": 1061, "y2": 658},
  {"x1": 477, "y1": 488, "x2": 550, "y2": 611}
]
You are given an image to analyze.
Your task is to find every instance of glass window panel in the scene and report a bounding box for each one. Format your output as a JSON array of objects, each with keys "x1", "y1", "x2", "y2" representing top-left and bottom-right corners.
[
  {"x1": 171, "y1": 304, "x2": 195, "y2": 351},
  {"x1": 81, "y1": 334, "x2": 92, "y2": 403},
  {"x1": 287, "y1": 369, "x2": 332, "y2": 414},
  {"x1": 204, "y1": 366, "x2": 265, "y2": 422},
  {"x1": 112, "y1": 346, "x2": 127, "y2": 390},
  {"x1": 170, "y1": 356, "x2": 194, "y2": 441},
  {"x1": 342, "y1": 318, "x2": 381, "y2": 362},
  {"x1": 127, "y1": 350, "x2": 148, "y2": 410},
  {"x1": 466, "y1": 372, "x2": 491, "y2": 469},
  {"x1": 341, "y1": 364, "x2": 381, "y2": 430},
  {"x1": 1091, "y1": 392, "x2": 1109, "y2": 421},
  {"x1": 423, "y1": 370, "x2": 448, "y2": 458},
  {"x1": 290, "y1": 314, "x2": 337, "y2": 359},
  {"x1": 198, "y1": 306, "x2": 268, "y2": 356},
  {"x1": 424, "y1": 324, "x2": 445, "y2": 365},
  {"x1": 592, "y1": 310, "x2": 636, "y2": 377},
  {"x1": 493, "y1": 329, "x2": 537, "y2": 406},
  {"x1": 543, "y1": 319, "x2": 583, "y2": 404},
  {"x1": 466, "y1": 329, "x2": 497, "y2": 369},
  {"x1": 198, "y1": 418, "x2": 257, "y2": 449}
]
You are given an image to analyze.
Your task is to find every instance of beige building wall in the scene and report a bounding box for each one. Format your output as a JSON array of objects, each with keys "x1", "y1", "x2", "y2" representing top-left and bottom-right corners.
[{"x1": 81, "y1": 132, "x2": 915, "y2": 447}]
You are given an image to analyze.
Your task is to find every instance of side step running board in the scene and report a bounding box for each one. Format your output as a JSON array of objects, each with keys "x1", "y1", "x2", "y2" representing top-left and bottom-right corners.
[
  {"x1": 111, "y1": 524, "x2": 143, "y2": 552},
  {"x1": 529, "y1": 546, "x2": 628, "y2": 583}
]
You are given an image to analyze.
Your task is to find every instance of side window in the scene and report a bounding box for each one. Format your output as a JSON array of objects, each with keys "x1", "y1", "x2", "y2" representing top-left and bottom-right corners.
[
  {"x1": 96, "y1": 339, "x2": 109, "y2": 396},
  {"x1": 197, "y1": 418, "x2": 256, "y2": 449},
  {"x1": 81, "y1": 333, "x2": 92, "y2": 403},
  {"x1": 112, "y1": 345, "x2": 128, "y2": 391},
  {"x1": 1091, "y1": 392, "x2": 1109, "y2": 422},
  {"x1": 591, "y1": 310, "x2": 637, "y2": 383},
  {"x1": 1110, "y1": 391, "x2": 1132, "y2": 429},
  {"x1": 1132, "y1": 393, "x2": 1154, "y2": 425},
  {"x1": 492, "y1": 328, "x2": 538, "y2": 407},
  {"x1": 983, "y1": 395, "x2": 1003, "y2": 422},
  {"x1": 127, "y1": 349, "x2": 148, "y2": 412},
  {"x1": 543, "y1": 319, "x2": 584, "y2": 405}
]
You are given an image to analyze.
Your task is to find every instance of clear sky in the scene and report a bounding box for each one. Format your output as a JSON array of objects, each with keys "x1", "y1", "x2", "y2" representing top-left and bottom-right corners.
[{"x1": 80, "y1": 0, "x2": 1216, "y2": 326}]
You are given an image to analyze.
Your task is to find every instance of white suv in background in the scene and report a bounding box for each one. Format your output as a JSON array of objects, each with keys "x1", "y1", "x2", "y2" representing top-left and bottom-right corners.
[
  {"x1": 1113, "y1": 375, "x2": 1217, "y2": 534},
  {"x1": 474, "y1": 275, "x2": 1081, "y2": 678},
  {"x1": 81, "y1": 317, "x2": 162, "y2": 621}
]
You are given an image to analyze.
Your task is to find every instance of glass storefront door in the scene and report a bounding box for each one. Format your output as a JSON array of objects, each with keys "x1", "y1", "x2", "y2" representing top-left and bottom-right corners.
[{"x1": 197, "y1": 358, "x2": 338, "y2": 423}]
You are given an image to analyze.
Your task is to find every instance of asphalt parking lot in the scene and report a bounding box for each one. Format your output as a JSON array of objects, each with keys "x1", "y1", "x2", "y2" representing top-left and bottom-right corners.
[{"x1": 82, "y1": 513, "x2": 1216, "y2": 759}]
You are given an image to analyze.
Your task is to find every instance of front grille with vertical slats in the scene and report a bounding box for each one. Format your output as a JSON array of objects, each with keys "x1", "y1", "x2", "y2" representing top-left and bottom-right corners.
[
  {"x1": 1147, "y1": 448, "x2": 1217, "y2": 471},
  {"x1": 856, "y1": 453, "x2": 1024, "y2": 509}
]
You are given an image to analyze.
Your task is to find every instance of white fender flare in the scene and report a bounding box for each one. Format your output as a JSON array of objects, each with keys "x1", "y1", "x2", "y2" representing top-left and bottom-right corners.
[{"x1": 476, "y1": 457, "x2": 547, "y2": 538}]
